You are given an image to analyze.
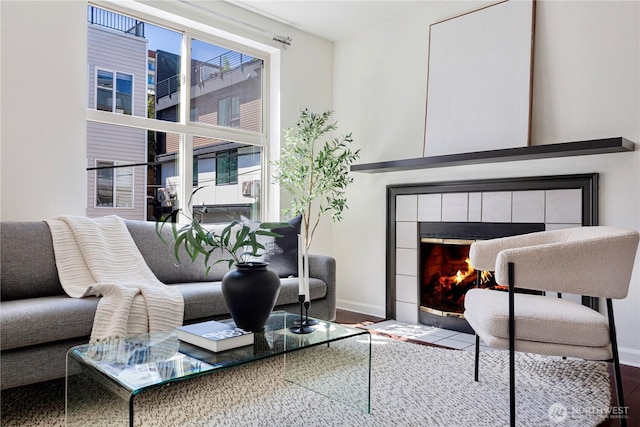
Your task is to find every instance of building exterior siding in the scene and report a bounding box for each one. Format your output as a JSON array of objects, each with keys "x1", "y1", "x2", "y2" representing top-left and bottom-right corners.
[{"x1": 86, "y1": 23, "x2": 148, "y2": 220}]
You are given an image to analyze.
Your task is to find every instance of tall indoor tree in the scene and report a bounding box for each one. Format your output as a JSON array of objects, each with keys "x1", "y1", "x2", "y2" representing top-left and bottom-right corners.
[{"x1": 272, "y1": 109, "x2": 360, "y2": 250}]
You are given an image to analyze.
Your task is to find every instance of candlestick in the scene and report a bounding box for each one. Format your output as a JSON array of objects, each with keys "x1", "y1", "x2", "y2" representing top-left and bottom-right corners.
[
  {"x1": 297, "y1": 234, "x2": 304, "y2": 295},
  {"x1": 302, "y1": 300, "x2": 319, "y2": 326},
  {"x1": 303, "y1": 242, "x2": 310, "y2": 302},
  {"x1": 289, "y1": 294, "x2": 314, "y2": 334}
]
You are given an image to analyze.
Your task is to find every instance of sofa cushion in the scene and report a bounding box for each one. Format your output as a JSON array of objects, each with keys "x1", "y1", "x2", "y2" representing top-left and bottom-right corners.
[
  {"x1": 276, "y1": 276, "x2": 326, "y2": 304},
  {"x1": 1, "y1": 222, "x2": 64, "y2": 301},
  {"x1": 0, "y1": 296, "x2": 98, "y2": 350},
  {"x1": 170, "y1": 276, "x2": 326, "y2": 322},
  {"x1": 126, "y1": 220, "x2": 230, "y2": 283}
]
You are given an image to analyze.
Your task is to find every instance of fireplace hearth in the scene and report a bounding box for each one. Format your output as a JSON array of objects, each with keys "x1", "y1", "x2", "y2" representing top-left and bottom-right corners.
[{"x1": 387, "y1": 174, "x2": 599, "y2": 330}]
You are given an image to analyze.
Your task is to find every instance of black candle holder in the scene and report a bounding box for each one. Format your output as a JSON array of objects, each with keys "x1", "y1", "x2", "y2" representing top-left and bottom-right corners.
[
  {"x1": 302, "y1": 301, "x2": 319, "y2": 326},
  {"x1": 293, "y1": 300, "x2": 320, "y2": 326},
  {"x1": 289, "y1": 294, "x2": 314, "y2": 334}
]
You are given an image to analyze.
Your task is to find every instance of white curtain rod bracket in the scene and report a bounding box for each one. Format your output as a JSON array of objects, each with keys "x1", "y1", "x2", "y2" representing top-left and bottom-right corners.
[{"x1": 272, "y1": 35, "x2": 291, "y2": 47}]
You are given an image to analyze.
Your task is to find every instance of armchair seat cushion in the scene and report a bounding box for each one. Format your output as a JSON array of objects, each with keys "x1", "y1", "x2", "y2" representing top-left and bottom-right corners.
[{"x1": 464, "y1": 289, "x2": 610, "y2": 349}]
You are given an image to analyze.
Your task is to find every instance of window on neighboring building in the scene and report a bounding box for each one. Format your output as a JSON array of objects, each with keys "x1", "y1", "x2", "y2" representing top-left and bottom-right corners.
[
  {"x1": 95, "y1": 69, "x2": 133, "y2": 115},
  {"x1": 215, "y1": 150, "x2": 238, "y2": 185},
  {"x1": 95, "y1": 160, "x2": 134, "y2": 208},
  {"x1": 218, "y1": 96, "x2": 240, "y2": 128}
]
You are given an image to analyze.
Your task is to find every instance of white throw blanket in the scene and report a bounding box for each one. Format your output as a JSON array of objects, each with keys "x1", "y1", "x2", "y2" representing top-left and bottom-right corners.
[{"x1": 46, "y1": 215, "x2": 184, "y2": 342}]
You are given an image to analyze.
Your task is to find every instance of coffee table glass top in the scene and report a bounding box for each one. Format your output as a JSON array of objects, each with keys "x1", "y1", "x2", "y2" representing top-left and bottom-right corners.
[{"x1": 67, "y1": 310, "x2": 370, "y2": 393}]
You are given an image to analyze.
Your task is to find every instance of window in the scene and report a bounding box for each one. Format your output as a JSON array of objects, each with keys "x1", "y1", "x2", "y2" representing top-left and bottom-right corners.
[
  {"x1": 218, "y1": 96, "x2": 240, "y2": 128},
  {"x1": 87, "y1": 3, "x2": 271, "y2": 223},
  {"x1": 215, "y1": 150, "x2": 238, "y2": 185},
  {"x1": 95, "y1": 69, "x2": 133, "y2": 115},
  {"x1": 190, "y1": 38, "x2": 262, "y2": 132},
  {"x1": 95, "y1": 160, "x2": 134, "y2": 208}
]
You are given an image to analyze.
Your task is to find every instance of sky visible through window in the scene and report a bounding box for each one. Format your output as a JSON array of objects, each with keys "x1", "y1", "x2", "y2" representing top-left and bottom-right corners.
[{"x1": 145, "y1": 23, "x2": 230, "y2": 62}]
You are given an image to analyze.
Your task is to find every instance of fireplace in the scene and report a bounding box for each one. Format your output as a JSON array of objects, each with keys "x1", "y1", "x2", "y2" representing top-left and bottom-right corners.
[
  {"x1": 387, "y1": 174, "x2": 599, "y2": 330},
  {"x1": 418, "y1": 222, "x2": 544, "y2": 333}
]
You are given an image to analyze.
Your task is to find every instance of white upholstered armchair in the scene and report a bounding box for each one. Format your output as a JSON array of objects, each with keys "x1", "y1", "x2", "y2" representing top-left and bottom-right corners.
[{"x1": 464, "y1": 226, "x2": 639, "y2": 427}]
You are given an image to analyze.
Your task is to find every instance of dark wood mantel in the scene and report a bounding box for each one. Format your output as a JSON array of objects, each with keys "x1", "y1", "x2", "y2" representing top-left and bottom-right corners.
[{"x1": 351, "y1": 137, "x2": 635, "y2": 173}]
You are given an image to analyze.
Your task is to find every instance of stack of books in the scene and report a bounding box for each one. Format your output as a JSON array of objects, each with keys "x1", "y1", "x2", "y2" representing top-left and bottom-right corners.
[{"x1": 177, "y1": 320, "x2": 254, "y2": 352}]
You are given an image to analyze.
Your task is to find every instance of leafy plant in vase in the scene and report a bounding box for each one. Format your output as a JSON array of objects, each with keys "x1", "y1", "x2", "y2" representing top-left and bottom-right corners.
[{"x1": 156, "y1": 188, "x2": 290, "y2": 332}]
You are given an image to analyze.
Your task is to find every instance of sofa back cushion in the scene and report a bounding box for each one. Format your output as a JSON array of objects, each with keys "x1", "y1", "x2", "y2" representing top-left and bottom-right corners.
[
  {"x1": 126, "y1": 220, "x2": 229, "y2": 283},
  {"x1": 1, "y1": 222, "x2": 64, "y2": 300}
]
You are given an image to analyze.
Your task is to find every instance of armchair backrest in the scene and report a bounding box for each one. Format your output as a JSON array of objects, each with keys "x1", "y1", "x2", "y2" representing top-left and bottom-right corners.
[{"x1": 470, "y1": 226, "x2": 639, "y2": 299}]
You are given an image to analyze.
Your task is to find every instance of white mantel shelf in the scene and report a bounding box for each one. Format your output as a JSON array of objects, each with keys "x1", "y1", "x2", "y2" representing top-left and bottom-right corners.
[{"x1": 351, "y1": 137, "x2": 635, "y2": 173}]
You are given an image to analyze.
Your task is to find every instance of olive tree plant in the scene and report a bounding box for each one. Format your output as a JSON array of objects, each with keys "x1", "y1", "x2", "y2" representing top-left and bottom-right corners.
[{"x1": 272, "y1": 109, "x2": 360, "y2": 250}]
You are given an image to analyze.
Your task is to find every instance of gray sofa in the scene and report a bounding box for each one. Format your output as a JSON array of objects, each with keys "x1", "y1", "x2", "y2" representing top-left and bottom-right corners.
[{"x1": 0, "y1": 220, "x2": 336, "y2": 390}]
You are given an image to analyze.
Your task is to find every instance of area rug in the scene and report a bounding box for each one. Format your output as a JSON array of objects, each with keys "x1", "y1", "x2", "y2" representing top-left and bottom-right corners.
[{"x1": 1, "y1": 335, "x2": 611, "y2": 427}]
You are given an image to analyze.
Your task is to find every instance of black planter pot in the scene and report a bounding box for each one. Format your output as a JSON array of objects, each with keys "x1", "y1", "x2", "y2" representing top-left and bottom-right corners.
[{"x1": 221, "y1": 262, "x2": 281, "y2": 332}]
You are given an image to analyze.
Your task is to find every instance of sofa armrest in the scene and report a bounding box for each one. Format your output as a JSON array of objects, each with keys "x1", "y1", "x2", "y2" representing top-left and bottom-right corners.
[{"x1": 308, "y1": 255, "x2": 336, "y2": 320}]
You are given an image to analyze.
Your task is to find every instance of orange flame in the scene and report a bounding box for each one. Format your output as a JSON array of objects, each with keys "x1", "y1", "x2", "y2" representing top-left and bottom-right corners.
[
  {"x1": 452, "y1": 258, "x2": 493, "y2": 285},
  {"x1": 481, "y1": 270, "x2": 493, "y2": 283},
  {"x1": 453, "y1": 258, "x2": 474, "y2": 284}
]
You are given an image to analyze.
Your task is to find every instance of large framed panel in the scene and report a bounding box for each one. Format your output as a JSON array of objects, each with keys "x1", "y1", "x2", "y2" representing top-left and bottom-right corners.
[{"x1": 423, "y1": 0, "x2": 535, "y2": 156}]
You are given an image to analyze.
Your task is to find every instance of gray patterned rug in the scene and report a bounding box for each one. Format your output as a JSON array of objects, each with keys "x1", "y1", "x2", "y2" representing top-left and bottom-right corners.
[{"x1": 1, "y1": 335, "x2": 611, "y2": 426}]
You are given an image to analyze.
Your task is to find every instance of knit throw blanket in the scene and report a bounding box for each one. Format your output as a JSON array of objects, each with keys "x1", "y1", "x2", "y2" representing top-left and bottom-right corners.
[{"x1": 46, "y1": 215, "x2": 184, "y2": 342}]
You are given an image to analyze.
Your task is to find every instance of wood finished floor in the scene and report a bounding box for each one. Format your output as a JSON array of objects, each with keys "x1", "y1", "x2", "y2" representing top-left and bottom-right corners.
[{"x1": 334, "y1": 309, "x2": 640, "y2": 427}]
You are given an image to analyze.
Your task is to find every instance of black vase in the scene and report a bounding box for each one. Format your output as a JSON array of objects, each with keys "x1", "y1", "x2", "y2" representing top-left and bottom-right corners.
[{"x1": 221, "y1": 262, "x2": 281, "y2": 332}]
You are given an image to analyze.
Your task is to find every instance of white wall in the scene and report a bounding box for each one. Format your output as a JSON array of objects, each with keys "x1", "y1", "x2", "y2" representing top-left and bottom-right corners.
[
  {"x1": 1, "y1": 1, "x2": 88, "y2": 219},
  {"x1": 333, "y1": 0, "x2": 640, "y2": 365}
]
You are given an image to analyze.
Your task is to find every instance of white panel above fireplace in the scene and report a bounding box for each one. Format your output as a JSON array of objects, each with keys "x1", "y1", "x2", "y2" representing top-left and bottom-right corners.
[
  {"x1": 418, "y1": 194, "x2": 441, "y2": 221},
  {"x1": 481, "y1": 192, "x2": 513, "y2": 223},
  {"x1": 442, "y1": 193, "x2": 468, "y2": 222},
  {"x1": 513, "y1": 191, "x2": 545, "y2": 222},
  {"x1": 546, "y1": 189, "x2": 583, "y2": 223}
]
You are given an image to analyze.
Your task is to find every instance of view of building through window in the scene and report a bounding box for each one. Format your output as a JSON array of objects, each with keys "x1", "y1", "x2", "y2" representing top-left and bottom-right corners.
[{"x1": 86, "y1": 4, "x2": 265, "y2": 223}]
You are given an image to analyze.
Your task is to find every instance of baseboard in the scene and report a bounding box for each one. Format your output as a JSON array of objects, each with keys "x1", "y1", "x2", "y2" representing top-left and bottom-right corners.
[
  {"x1": 619, "y1": 346, "x2": 640, "y2": 367},
  {"x1": 336, "y1": 299, "x2": 386, "y2": 318}
]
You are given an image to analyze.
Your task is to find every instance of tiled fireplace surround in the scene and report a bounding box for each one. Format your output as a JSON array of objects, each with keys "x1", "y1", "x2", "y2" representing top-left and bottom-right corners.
[{"x1": 386, "y1": 174, "x2": 599, "y2": 325}]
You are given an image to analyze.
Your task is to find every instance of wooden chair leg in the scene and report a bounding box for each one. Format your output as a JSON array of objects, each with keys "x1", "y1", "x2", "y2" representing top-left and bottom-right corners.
[
  {"x1": 606, "y1": 298, "x2": 627, "y2": 427},
  {"x1": 474, "y1": 334, "x2": 480, "y2": 382}
]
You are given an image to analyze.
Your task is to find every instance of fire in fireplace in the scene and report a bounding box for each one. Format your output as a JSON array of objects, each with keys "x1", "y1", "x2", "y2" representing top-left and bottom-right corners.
[
  {"x1": 420, "y1": 238, "x2": 500, "y2": 318},
  {"x1": 418, "y1": 222, "x2": 545, "y2": 333}
]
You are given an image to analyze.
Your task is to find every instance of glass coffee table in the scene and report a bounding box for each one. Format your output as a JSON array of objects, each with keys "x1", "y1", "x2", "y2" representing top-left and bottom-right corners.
[{"x1": 66, "y1": 311, "x2": 371, "y2": 426}]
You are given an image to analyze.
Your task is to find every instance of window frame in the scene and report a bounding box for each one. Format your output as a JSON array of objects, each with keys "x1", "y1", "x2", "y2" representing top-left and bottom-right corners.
[
  {"x1": 94, "y1": 67, "x2": 134, "y2": 115},
  {"x1": 94, "y1": 159, "x2": 135, "y2": 209},
  {"x1": 215, "y1": 149, "x2": 239, "y2": 186},
  {"x1": 87, "y1": 0, "x2": 276, "y2": 222}
]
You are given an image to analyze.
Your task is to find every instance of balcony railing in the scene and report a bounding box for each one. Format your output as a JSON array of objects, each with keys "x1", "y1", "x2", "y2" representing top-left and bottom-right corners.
[
  {"x1": 156, "y1": 50, "x2": 260, "y2": 99},
  {"x1": 88, "y1": 6, "x2": 144, "y2": 37},
  {"x1": 156, "y1": 75, "x2": 181, "y2": 99},
  {"x1": 192, "y1": 50, "x2": 258, "y2": 87}
]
